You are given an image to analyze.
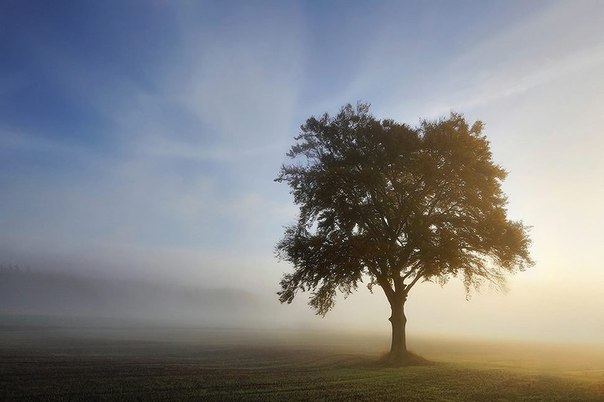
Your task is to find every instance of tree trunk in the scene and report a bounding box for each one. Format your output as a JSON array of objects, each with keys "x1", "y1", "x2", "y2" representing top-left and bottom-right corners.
[{"x1": 388, "y1": 294, "x2": 407, "y2": 359}]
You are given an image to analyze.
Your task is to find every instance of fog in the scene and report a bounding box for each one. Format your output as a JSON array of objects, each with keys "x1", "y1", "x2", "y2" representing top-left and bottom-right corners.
[
  {"x1": 2, "y1": 262, "x2": 603, "y2": 348},
  {"x1": 0, "y1": 267, "x2": 273, "y2": 328}
]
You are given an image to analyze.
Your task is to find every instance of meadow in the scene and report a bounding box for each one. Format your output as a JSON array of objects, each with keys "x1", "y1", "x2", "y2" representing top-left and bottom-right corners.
[{"x1": 1, "y1": 326, "x2": 603, "y2": 401}]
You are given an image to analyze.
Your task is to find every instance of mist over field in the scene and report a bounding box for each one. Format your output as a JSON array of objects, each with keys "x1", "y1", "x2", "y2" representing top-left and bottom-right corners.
[
  {"x1": 2, "y1": 264, "x2": 603, "y2": 348},
  {"x1": 0, "y1": 268, "x2": 277, "y2": 328}
]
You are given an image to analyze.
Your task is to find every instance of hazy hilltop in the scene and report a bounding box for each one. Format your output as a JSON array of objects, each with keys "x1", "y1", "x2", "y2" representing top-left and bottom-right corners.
[{"x1": 0, "y1": 267, "x2": 275, "y2": 328}]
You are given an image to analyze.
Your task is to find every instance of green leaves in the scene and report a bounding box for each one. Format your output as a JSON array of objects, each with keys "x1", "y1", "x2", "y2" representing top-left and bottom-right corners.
[{"x1": 277, "y1": 103, "x2": 533, "y2": 314}]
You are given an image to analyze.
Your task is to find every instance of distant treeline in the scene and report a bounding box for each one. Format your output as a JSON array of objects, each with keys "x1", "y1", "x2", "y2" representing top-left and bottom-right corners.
[
  {"x1": 0, "y1": 264, "x2": 32, "y2": 272},
  {"x1": 0, "y1": 266, "x2": 270, "y2": 327}
]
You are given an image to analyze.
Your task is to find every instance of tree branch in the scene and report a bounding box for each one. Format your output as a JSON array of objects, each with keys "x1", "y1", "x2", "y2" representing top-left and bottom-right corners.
[
  {"x1": 404, "y1": 269, "x2": 425, "y2": 293},
  {"x1": 367, "y1": 264, "x2": 395, "y2": 302}
]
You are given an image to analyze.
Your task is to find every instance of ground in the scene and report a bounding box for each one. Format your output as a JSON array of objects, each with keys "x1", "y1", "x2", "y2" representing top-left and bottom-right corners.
[{"x1": 1, "y1": 326, "x2": 603, "y2": 401}]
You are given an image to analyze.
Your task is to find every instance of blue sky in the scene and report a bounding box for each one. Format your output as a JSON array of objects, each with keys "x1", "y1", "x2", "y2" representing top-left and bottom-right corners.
[{"x1": 2, "y1": 1, "x2": 604, "y2": 341}]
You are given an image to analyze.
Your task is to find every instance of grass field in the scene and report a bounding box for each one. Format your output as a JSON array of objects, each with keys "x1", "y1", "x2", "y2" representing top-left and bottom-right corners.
[{"x1": 1, "y1": 326, "x2": 603, "y2": 401}]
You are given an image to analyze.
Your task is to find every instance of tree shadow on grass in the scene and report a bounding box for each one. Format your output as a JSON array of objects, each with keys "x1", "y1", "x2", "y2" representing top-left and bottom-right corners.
[
  {"x1": 380, "y1": 351, "x2": 435, "y2": 367},
  {"x1": 332, "y1": 351, "x2": 438, "y2": 369}
]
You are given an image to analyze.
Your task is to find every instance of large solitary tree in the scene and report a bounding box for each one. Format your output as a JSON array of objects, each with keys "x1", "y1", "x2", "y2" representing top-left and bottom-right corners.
[{"x1": 276, "y1": 104, "x2": 533, "y2": 364}]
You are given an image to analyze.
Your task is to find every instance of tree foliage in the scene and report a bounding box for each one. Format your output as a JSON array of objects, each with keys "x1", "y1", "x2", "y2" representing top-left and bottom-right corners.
[{"x1": 276, "y1": 103, "x2": 533, "y2": 316}]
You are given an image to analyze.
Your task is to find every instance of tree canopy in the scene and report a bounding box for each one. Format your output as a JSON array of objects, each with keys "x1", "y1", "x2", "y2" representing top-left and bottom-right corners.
[{"x1": 275, "y1": 104, "x2": 533, "y2": 328}]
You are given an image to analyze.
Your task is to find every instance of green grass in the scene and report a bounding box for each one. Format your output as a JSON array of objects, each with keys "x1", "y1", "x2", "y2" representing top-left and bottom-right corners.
[{"x1": 1, "y1": 327, "x2": 603, "y2": 401}]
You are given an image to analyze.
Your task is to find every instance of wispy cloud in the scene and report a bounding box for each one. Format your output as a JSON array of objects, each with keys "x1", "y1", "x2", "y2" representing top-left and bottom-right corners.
[
  {"x1": 1, "y1": 2, "x2": 305, "y2": 287},
  {"x1": 419, "y1": 1, "x2": 604, "y2": 116},
  {"x1": 428, "y1": 44, "x2": 604, "y2": 116}
]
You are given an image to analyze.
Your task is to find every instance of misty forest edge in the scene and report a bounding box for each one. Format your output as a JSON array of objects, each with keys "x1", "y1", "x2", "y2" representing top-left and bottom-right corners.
[{"x1": 275, "y1": 103, "x2": 533, "y2": 364}]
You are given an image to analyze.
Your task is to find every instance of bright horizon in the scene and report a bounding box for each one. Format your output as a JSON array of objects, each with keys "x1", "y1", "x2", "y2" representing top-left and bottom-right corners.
[{"x1": 1, "y1": 1, "x2": 603, "y2": 344}]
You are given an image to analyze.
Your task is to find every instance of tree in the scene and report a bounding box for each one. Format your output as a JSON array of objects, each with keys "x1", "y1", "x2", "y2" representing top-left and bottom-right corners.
[{"x1": 275, "y1": 103, "x2": 533, "y2": 364}]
